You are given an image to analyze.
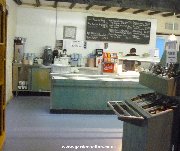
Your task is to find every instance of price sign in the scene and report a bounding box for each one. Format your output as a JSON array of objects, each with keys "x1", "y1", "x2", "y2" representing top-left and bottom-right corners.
[{"x1": 166, "y1": 50, "x2": 177, "y2": 65}]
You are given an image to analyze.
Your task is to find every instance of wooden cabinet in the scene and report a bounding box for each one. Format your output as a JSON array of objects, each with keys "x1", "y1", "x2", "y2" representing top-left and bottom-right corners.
[{"x1": 0, "y1": 0, "x2": 6, "y2": 150}]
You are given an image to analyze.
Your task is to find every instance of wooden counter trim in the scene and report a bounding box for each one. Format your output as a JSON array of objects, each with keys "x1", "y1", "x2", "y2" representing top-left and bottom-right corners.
[{"x1": 0, "y1": 131, "x2": 5, "y2": 151}]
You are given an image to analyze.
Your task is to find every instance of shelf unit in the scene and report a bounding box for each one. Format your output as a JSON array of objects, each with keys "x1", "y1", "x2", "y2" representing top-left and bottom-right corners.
[
  {"x1": 139, "y1": 58, "x2": 180, "y2": 150},
  {"x1": 139, "y1": 72, "x2": 176, "y2": 96},
  {"x1": 0, "y1": 0, "x2": 6, "y2": 150},
  {"x1": 139, "y1": 51, "x2": 180, "y2": 97}
]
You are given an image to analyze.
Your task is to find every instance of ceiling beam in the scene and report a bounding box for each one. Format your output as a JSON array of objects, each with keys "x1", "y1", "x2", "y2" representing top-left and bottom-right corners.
[
  {"x1": 133, "y1": 9, "x2": 146, "y2": 14},
  {"x1": 13, "y1": 0, "x2": 22, "y2": 5},
  {"x1": 102, "y1": 6, "x2": 111, "y2": 11},
  {"x1": 53, "y1": 1, "x2": 58, "y2": 8},
  {"x1": 117, "y1": 8, "x2": 129, "y2": 12},
  {"x1": 86, "y1": 4, "x2": 93, "y2": 10},
  {"x1": 45, "y1": 0, "x2": 180, "y2": 13},
  {"x1": 162, "y1": 12, "x2": 174, "y2": 17},
  {"x1": 35, "y1": 0, "x2": 41, "y2": 7},
  {"x1": 69, "y1": 3, "x2": 76, "y2": 9},
  {"x1": 148, "y1": 11, "x2": 161, "y2": 15}
]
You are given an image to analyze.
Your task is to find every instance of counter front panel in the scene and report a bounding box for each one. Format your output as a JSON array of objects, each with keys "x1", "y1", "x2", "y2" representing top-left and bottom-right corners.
[{"x1": 50, "y1": 75, "x2": 152, "y2": 113}]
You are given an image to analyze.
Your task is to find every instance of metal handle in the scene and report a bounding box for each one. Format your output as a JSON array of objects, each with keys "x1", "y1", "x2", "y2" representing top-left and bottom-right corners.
[{"x1": 107, "y1": 101, "x2": 144, "y2": 122}]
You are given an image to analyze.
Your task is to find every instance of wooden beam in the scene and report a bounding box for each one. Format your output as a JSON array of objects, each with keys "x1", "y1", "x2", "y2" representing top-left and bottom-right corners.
[
  {"x1": 69, "y1": 3, "x2": 76, "y2": 9},
  {"x1": 86, "y1": 4, "x2": 93, "y2": 10},
  {"x1": 35, "y1": 0, "x2": 41, "y2": 7},
  {"x1": 133, "y1": 9, "x2": 146, "y2": 14},
  {"x1": 102, "y1": 6, "x2": 111, "y2": 11},
  {"x1": 53, "y1": 1, "x2": 58, "y2": 8},
  {"x1": 44, "y1": 0, "x2": 180, "y2": 13},
  {"x1": 13, "y1": 0, "x2": 22, "y2": 5},
  {"x1": 162, "y1": 12, "x2": 174, "y2": 17},
  {"x1": 117, "y1": 8, "x2": 129, "y2": 12},
  {"x1": 148, "y1": 11, "x2": 161, "y2": 15}
]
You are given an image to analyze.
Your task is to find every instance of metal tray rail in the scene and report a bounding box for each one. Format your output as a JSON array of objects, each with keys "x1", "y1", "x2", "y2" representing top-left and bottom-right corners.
[{"x1": 107, "y1": 101, "x2": 144, "y2": 124}]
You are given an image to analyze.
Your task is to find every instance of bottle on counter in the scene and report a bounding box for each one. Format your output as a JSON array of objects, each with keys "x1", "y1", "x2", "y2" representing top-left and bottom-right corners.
[{"x1": 98, "y1": 57, "x2": 103, "y2": 75}]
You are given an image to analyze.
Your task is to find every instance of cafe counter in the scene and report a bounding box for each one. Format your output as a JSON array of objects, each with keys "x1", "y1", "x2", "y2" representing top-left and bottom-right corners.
[{"x1": 50, "y1": 73, "x2": 152, "y2": 114}]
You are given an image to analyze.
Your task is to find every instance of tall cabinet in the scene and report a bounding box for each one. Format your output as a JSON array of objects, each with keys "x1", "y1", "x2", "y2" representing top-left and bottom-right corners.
[{"x1": 0, "y1": 0, "x2": 6, "y2": 150}]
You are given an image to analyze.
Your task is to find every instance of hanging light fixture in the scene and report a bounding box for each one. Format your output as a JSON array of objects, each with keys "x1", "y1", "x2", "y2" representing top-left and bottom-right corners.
[
  {"x1": 168, "y1": 34, "x2": 176, "y2": 41},
  {"x1": 168, "y1": 12, "x2": 177, "y2": 41}
]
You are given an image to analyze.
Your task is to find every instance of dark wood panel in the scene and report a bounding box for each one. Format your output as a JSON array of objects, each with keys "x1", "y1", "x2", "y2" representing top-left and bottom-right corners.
[
  {"x1": 0, "y1": 4, "x2": 3, "y2": 43},
  {"x1": 0, "y1": 0, "x2": 6, "y2": 149},
  {"x1": 0, "y1": 85, "x2": 2, "y2": 135}
]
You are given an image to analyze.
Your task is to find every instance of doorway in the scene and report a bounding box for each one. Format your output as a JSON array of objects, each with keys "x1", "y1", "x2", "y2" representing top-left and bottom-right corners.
[{"x1": 156, "y1": 37, "x2": 165, "y2": 59}]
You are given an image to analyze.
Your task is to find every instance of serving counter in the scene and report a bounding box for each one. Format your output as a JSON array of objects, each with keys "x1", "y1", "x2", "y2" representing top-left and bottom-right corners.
[{"x1": 50, "y1": 73, "x2": 152, "y2": 113}]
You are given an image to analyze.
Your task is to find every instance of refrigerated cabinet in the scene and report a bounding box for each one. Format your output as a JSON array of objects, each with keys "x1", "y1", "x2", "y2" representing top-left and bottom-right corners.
[
  {"x1": 12, "y1": 63, "x2": 51, "y2": 94},
  {"x1": 31, "y1": 67, "x2": 51, "y2": 92}
]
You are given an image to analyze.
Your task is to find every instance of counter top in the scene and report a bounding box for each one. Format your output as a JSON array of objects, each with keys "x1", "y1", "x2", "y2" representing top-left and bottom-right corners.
[
  {"x1": 51, "y1": 72, "x2": 139, "y2": 83},
  {"x1": 119, "y1": 56, "x2": 160, "y2": 62},
  {"x1": 13, "y1": 63, "x2": 51, "y2": 68}
]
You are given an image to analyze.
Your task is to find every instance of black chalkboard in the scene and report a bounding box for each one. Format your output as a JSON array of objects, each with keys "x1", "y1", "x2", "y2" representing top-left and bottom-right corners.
[{"x1": 86, "y1": 16, "x2": 151, "y2": 44}]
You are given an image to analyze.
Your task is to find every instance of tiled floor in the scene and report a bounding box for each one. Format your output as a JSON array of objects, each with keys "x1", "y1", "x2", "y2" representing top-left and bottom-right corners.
[{"x1": 3, "y1": 96, "x2": 123, "y2": 151}]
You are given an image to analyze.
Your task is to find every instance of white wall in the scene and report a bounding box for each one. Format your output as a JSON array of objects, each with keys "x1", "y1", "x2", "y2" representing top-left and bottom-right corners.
[
  {"x1": 6, "y1": 0, "x2": 17, "y2": 102},
  {"x1": 16, "y1": 7, "x2": 56, "y2": 56},
  {"x1": 16, "y1": 7, "x2": 157, "y2": 57}
]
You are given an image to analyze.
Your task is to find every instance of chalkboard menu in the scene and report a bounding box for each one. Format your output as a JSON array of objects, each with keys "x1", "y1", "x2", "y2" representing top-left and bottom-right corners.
[{"x1": 86, "y1": 16, "x2": 151, "y2": 44}]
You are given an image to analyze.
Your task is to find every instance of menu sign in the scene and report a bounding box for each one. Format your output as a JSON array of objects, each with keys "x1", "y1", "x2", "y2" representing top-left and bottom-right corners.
[{"x1": 86, "y1": 16, "x2": 151, "y2": 44}]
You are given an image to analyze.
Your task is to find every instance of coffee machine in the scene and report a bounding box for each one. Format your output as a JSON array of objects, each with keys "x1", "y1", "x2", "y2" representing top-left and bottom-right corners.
[
  {"x1": 14, "y1": 37, "x2": 26, "y2": 63},
  {"x1": 43, "y1": 46, "x2": 53, "y2": 66}
]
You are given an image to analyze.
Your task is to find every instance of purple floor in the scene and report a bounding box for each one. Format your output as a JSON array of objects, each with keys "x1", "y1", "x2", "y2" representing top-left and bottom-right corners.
[{"x1": 3, "y1": 96, "x2": 123, "y2": 151}]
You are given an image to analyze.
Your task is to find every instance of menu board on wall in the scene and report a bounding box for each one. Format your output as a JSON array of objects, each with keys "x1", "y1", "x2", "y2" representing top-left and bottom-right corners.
[{"x1": 86, "y1": 16, "x2": 151, "y2": 44}]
